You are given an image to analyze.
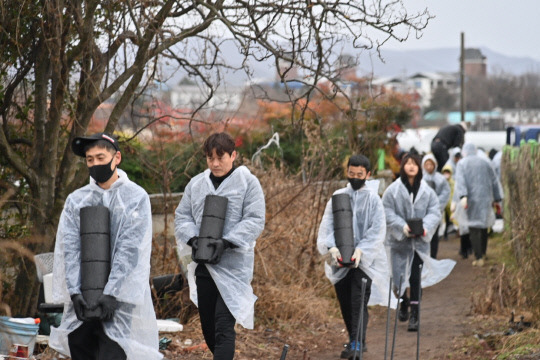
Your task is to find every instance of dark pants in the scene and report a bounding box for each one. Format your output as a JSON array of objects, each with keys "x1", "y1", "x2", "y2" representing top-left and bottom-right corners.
[
  {"x1": 443, "y1": 211, "x2": 451, "y2": 239},
  {"x1": 68, "y1": 321, "x2": 126, "y2": 360},
  {"x1": 431, "y1": 140, "x2": 449, "y2": 172},
  {"x1": 469, "y1": 227, "x2": 488, "y2": 260},
  {"x1": 196, "y1": 268, "x2": 236, "y2": 360},
  {"x1": 430, "y1": 225, "x2": 440, "y2": 259},
  {"x1": 409, "y1": 252, "x2": 423, "y2": 302},
  {"x1": 460, "y1": 233, "x2": 472, "y2": 258},
  {"x1": 334, "y1": 268, "x2": 372, "y2": 345}
]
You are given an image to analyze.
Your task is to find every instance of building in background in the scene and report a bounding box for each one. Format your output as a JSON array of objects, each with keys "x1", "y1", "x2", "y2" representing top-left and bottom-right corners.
[
  {"x1": 372, "y1": 71, "x2": 458, "y2": 109},
  {"x1": 464, "y1": 48, "x2": 487, "y2": 78}
]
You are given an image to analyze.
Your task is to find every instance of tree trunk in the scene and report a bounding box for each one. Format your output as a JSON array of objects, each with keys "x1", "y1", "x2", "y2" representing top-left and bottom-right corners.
[
  {"x1": 9, "y1": 26, "x2": 61, "y2": 316},
  {"x1": 10, "y1": 227, "x2": 57, "y2": 317}
]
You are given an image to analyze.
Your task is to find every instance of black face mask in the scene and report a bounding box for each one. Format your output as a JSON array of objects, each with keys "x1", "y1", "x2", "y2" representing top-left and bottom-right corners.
[
  {"x1": 89, "y1": 157, "x2": 116, "y2": 183},
  {"x1": 348, "y1": 178, "x2": 366, "y2": 191}
]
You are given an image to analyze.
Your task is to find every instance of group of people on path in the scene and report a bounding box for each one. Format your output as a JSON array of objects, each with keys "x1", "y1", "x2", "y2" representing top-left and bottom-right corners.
[
  {"x1": 430, "y1": 122, "x2": 503, "y2": 267},
  {"x1": 317, "y1": 152, "x2": 456, "y2": 359},
  {"x1": 48, "y1": 126, "x2": 501, "y2": 360},
  {"x1": 316, "y1": 122, "x2": 504, "y2": 359}
]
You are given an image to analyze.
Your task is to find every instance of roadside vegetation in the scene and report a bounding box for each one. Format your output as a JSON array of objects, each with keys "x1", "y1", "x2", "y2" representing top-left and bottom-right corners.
[{"x1": 447, "y1": 143, "x2": 540, "y2": 360}]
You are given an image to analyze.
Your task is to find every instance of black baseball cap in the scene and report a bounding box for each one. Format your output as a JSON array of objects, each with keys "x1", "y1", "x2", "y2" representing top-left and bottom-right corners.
[{"x1": 71, "y1": 132, "x2": 120, "y2": 157}]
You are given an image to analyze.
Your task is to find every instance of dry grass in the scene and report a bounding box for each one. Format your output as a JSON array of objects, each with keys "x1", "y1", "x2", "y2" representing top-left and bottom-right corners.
[
  {"x1": 252, "y1": 166, "x2": 342, "y2": 328},
  {"x1": 496, "y1": 328, "x2": 540, "y2": 359},
  {"x1": 500, "y1": 144, "x2": 540, "y2": 321},
  {"x1": 470, "y1": 241, "x2": 528, "y2": 316}
]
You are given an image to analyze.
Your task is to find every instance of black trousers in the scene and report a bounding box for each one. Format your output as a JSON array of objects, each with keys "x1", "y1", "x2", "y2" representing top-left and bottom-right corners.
[
  {"x1": 469, "y1": 227, "x2": 488, "y2": 260},
  {"x1": 430, "y1": 225, "x2": 440, "y2": 259},
  {"x1": 460, "y1": 233, "x2": 472, "y2": 257},
  {"x1": 196, "y1": 268, "x2": 236, "y2": 360},
  {"x1": 68, "y1": 320, "x2": 126, "y2": 360},
  {"x1": 409, "y1": 251, "x2": 423, "y2": 302},
  {"x1": 443, "y1": 211, "x2": 451, "y2": 239},
  {"x1": 431, "y1": 141, "x2": 449, "y2": 172},
  {"x1": 334, "y1": 268, "x2": 372, "y2": 345}
]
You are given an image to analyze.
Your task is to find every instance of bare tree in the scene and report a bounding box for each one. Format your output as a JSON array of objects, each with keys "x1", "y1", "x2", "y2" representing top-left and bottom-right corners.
[{"x1": 0, "y1": 0, "x2": 431, "y2": 315}]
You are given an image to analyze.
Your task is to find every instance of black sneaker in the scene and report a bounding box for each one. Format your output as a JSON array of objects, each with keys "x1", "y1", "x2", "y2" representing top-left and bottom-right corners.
[
  {"x1": 407, "y1": 314, "x2": 418, "y2": 332},
  {"x1": 398, "y1": 301, "x2": 409, "y2": 322},
  {"x1": 340, "y1": 343, "x2": 351, "y2": 359},
  {"x1": 341, "y1": 341, "x2": 367, "y2": 359}
]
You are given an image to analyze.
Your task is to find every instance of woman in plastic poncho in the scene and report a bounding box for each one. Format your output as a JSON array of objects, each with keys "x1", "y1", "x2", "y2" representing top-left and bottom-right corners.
[{"x1": 382, "y1": 153, "x2": 456, "y2": 332}]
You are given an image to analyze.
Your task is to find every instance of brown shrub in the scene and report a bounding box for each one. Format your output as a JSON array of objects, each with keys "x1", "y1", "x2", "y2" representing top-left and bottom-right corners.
[
  {"x1": 501, "y1": 144, "x2": 540, "y2": 321},
  {"x1": 471, "y1": 263, "x2": 527, "y2": 315},
  {"x1": 251, "y1": 166, "x2": 343, "y2": 327}
]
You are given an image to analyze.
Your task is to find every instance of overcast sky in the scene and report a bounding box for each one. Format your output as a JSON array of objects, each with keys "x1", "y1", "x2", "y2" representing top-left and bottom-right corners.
[{"x1": 384, "y1": 0, "x2": 540, "y2": 61}]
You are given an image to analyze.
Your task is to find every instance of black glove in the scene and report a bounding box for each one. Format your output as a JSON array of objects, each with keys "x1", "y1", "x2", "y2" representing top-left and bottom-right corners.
[
  {"x1": 93, "y1": 294, "x2": 118, "y2": 321},
  {"x1": 207, "y1": 238, "x2": 225, "y2": 264},
  {"x1": 71, "y1": 294, "x2": 88, "y2": 322},
  {"x1": 188, "y1": 236, "x2": 199, "y2": 263},
  {"x1": 223, "y1": 239, "x2": 237, "y2": 249}
]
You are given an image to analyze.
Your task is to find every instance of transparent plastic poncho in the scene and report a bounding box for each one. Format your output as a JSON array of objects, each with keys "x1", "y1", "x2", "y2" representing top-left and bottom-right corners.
[
  {"x1": 454, "y1": 143, "x2": 502, "y2": 229},
  {"x1": 51, "y1": 169, "x2": 162, "y2": 360},
  {"x1": 317, "y1": 181, "x2": 398, "y2": 308},
  {"x1": 174, "y1": 166, "x2": 266, "y2": 329},
  {"x1": 422, "y1": 153, "x2": 451, "y2": 213},
  {"x1": 492, "y1": 150, "x2": 502, "y2": 180},
  {"x1": 382, "y1": 178, "x2": 456, "y2": 296},
  {"x1": 443, "y1": 147, "x2": 461, "y2": 174}
]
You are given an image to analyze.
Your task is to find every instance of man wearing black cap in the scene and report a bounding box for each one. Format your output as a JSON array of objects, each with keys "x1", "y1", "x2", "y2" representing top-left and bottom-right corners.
[
  {"x1": 50, "y1": 133, "x2": 162, "y2": 360},
  {"x1": 71, "y1": 132, "x2": 121, "y2": 188}
]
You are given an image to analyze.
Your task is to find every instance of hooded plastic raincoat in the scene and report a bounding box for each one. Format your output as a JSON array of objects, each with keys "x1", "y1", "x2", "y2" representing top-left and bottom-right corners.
[
  {"x1": 444, "y1": 147, "x2": 461, "y2": 174},
  {"x1": 51, "y1": 169, "x2": 162, "y2": 360},
  {"x1": 492, "y1": 150, "x2": 502, "y2": 180},
  {"x1": 174, "y1": 166, "x2": 265, "y2": 329},
  {"x1": 454, "y1": 143, "x2": 502, "y2": 229},
  {"x1": 382, "y1": 178, "x2": 456, "y2": 296},
  {"x1": 317, "y1": 181, "x2": 398, "y2": 308},
  {"x1": 422, "y1": 154, "x2": 451, "y2": 213}
]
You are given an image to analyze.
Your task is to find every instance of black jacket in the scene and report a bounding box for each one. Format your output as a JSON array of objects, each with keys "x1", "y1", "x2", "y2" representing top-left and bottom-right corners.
[{"x1": 433, "y1": 124, "x2": 465, "y2": 148}]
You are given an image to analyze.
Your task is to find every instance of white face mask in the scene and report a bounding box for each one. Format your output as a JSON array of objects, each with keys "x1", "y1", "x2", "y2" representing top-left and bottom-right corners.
[{"x1": 443, "y1": 173, "x2": 451, "y2": 180}]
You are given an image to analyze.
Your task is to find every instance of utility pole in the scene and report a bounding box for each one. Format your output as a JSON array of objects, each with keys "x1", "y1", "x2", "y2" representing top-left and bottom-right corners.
[{"x1": 460, "y1": 32, "x2": 465, "y2": 122}]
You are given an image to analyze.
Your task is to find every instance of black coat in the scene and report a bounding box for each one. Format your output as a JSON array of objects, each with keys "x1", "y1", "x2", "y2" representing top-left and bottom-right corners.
[{"x1": 433, "y1": 124, "x2": 465, "y2": 148}]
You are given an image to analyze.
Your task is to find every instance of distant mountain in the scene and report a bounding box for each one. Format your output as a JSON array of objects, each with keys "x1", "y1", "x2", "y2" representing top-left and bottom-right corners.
[
  {"x1": 226, "y1": 46, "x2": 540, "y2": 85},
  {"x1": 479, "y1": 47, "x2": 540, "y2": 75},
  {"x1": 163, "y1": 44, "x2": 540, "y2": 87}
]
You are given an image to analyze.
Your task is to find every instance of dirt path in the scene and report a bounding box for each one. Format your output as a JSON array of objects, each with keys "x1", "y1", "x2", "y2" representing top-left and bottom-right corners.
[{"x1": 296, "y1": 233, "x2": 481, "y2": 360}]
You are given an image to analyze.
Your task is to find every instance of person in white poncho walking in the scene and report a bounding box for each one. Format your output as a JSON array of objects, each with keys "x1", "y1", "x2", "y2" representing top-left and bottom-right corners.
[
  {"x1": 382, "y1": 153, "x2": 456, "y2": 332},
  {"x1": 317, "y1": 155, "x2": 396, "y2": 358},
  {"x1": 175, "y1": 132, "x2": 265, "y2": 360},
  {"x1": 454, "y1": 143, "x2": 502, "y2": 267},
  {"x1": 51, "y1": 133, "x2": 162, "y2": 360}
]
